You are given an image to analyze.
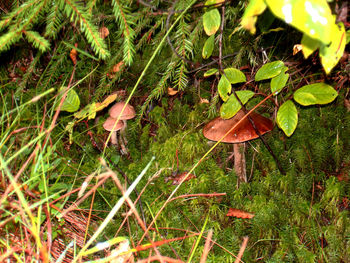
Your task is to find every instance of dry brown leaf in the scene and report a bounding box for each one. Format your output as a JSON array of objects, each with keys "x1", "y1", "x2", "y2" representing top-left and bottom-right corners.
[
  {"x1": 200, "y1": 98, "x2": 209, "y2": 104},
  {"x1": 99, "y1": 26, "x2": 110, "y2": 39},
  {"x1": 110, "y1": 240, "x2": 134, "y2": 263},
  {"x1": 70, "y1": 43, "x2": 78, "y2": 65},
  {"x1": 168, "y1": 87, "x2": 179, "y2": 96},
  {"x1": 165, "y1": 172, "x2": 196, "y2": 185},
  {"x1": 112, "y1": 61, "x2": 124, "y2": 73},
  {"x1": 344, "y1": 99, "x2": 350, "y2": 111},
  {"x1": 226, "y1": 208, "x2": 254, "y2": 219},
  {"x1": 293, "y1": 44, "x2": 302, "y2": 55}
]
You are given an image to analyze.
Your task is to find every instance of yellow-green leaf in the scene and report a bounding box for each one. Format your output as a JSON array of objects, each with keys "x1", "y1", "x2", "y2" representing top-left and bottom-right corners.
[
  {"x1": 255, "y1": 61, "x2": 286, "y2": 81},
  {"x1": 203, "y1": 9, "x2": 221, "y2": 36},
  {"x1": 218, "y1": 75, "x2": 231, "y2": 101},
  {"x1": 277, "y1": 100, "x2": 298, "y2": 137},
  {"x1": 202, "y1": 35, "x2": 215, "y2": 59},
  {"x1": 320, "y1": 22, "x2": 346, "y2": 74},
  {"x1": 60, "y1": 88, "x2": 80, "y2": 112},
  {"x1": 241, "y1": 0, "x2": 267, "y2": 34},
  {"x1": 265, "y1": 0, "x2": 333, "y2": 45},
  {"x1": 271, "y1": 68, "x2": 289, "y2": 95},
  {"x1": 301, "y1": 33, "x2": 321, "y2": 59},
  {"x1": 293, "y1": 83, "x2": 338, "y2": 106},
  {"x1": 220, "y1": 90, "x2": 255, "y2": 119},
  {"x1": 204, "y1": 68, "x2": 218, "y2": 77},
  {"x1": 224, "y1": 68, "x2": 246, "y2": 84}
]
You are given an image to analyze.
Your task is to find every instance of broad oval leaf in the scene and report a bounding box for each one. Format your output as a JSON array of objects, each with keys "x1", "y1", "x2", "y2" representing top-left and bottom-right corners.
[
  {"x1": 203, "y1": 8, "x2": 221, "y2": 36},
  {"x1": 294, "y1": 83, "x2": 338, "y2": 106},
  {"x1": 204, "y1": 68, "x2": 218, "y2": 77},
  {"x1": 220, "y1": 90, "x2": 255, "y2": 119},
  {"x1": 271, "y1": 70, "x2": 289, "y2": 95},
  {"x1": 320, "y1": 22, "x2": 346, "y2": 74},
  {"x1": 255, "y1": 61, "x2": 286, "y2": 81},
  {"x1": 202, "y1": 35, "x2": 215, "y2": 59},
  {"x1": 301, "y1": 33, "x2": 321, "y2": 59},
  {"x1": 277, "y1": 100, "x2": 298, "y2": 137},
  {"x1": 224, "y1": 68, "x2": 246, "y2": 84},
  {"x1": 218, "y1": 75, "x2": 231, "y2": 102},
  {"x1": 265, "y1": 0, "x2": 333, "y2": 45},
  {"x1": 60, "y1": 88, "x2": 80, "y2": 112}
]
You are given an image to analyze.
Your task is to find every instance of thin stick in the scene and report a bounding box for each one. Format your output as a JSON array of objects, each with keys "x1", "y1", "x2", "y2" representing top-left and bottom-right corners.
[{"x1": 234, "y1": 236, "x2": 249, "y2": 263}]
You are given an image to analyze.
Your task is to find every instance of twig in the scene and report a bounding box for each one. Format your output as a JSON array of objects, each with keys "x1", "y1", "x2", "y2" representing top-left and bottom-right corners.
[
  {"x1": 234, "y1": 236, "x2": 249, "y2": 263},
  {"x1": 200, "y1": 229, "x2": 214, "y2": 263}
]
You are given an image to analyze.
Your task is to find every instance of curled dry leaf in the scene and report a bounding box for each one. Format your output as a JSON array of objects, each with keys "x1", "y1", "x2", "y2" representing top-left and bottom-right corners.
[
  {"x1": 70, "y1": 43, "x2": 78, "y2": 65},
  {"x1": 110, "y1": 240, "x2": 134, "y2": 263},
  {"x1": 293, "y1": 44, "x2": 302, "y2": 55},
  {"x1": 226, "y1": 208, "x2": 254, "y2": 219},
  {"x1": 200, "y1": 97, "x2": 210, "y2": 104},
  {"x1": 168, "y1": 87, "x2": 179, "y2": 96},
  {"x1": 99, "y1": 26, "x2": 109, "y2": 39},
  {"x1": 165, "y1": 172, "x2": 196, "y2": 185}
]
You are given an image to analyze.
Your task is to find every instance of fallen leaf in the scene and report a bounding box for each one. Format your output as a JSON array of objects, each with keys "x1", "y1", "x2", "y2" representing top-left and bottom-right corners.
[
  {"x1": 99, "y1": 27, "x2": 109, "y2": 39},
  {"x1": 70, "y1": 43, "x2": 78, "y2": 65},
  {"x1": 293, "y1": 44, "x2": 302, "y2": 55},
  {"x1": 95, "y1": 93, "x2": 118, "y2": 112},
  {"x1": 200, "y1": 98, "x2": 210, "y2": 104},
  {"x1": 226, "y1": 208, "x2": 254, "y2": 219},
  {"x1": 112, "y1": 61, "x2": 124, "y2": 73},
  {"x1": 165, "y1": 172, "x2": 196, "y2": 185},
  {"x1": 110, "y1": 240, "x2": 134, "y2": 263},
  {"x1": 344, "y1": 99, "x2": 350, "y2": 111},
  {"x1": 168, "y1": 87, "x2": 179, "y2": 96}
]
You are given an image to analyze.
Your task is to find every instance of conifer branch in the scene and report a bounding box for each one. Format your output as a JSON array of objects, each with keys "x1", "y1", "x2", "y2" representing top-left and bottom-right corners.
[
  {"x1": 60, "y1": 0, "x2": 110, "y2": 59},
  {"x1": 112, "y1": 0, "x2": 135, "y2": 65}
]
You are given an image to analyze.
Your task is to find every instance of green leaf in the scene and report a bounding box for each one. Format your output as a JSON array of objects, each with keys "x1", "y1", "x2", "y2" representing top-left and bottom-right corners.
[
  {"x1": 293, "y1": 83, "x2": 338, "y2": 106},
  {"x1": 203, "y1": 8, "x2": 221, "y2": 36},
  {"x1": 265, "y1": 0, "x2": 333, "y2": 45},
  {"x1": 320, "y1": 22, "x2": 346, "y2": 74},
  {"x1": 204, "y1": 68, "x2": 218, "y2": 77},
  {"x1": 255, "y1": 61, "x2": 286, "y2": 81},
  {"x1": 60, "y1": 88, "x2": 80, "y2": 112},
  {"x1": 220, "y1": 90, "x2": 255, "y2": 119},
  {"x1": 277, "y1": 100, "x2": 298, "y2": 137},
  {"x1": 224, "y1": 68, "x2": 246, "y2": 84},
  {"x1": 301, "y1": 33, "x2": 321, "y2": 59},
  {"x1": 218, "y1": 75, "x2": 231, "y2": 102},
  {"x1": 271, "y1": 69, "x2": 289, "y2": 95},
  {"x1": 202, "y1": 35, "x2": 215, "y2": 59},
  {"x1": 241, "y1": 0, "x2": 267, "y2": 34}
]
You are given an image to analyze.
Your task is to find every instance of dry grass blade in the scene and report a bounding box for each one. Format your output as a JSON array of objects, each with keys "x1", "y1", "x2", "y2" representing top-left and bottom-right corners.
[{"x1": 200, "y1": 229, "x2": 213, "y2": 263}]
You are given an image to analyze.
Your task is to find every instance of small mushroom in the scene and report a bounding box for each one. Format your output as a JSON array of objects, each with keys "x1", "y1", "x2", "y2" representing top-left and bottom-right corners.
[
  {"x1": 203, "y1": 110, "x2": 273, "y2": 186},
  {"x1": 103, "y1": 116, "x2": 124, "y2": 147},
  {"x1": 109, "y1": 101, "x2": 136, "y2": 153}
]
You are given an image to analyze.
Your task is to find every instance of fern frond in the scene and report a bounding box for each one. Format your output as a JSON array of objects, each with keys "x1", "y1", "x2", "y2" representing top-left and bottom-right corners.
[
  {"x1": 60, "y1": 0, "x2": 110, "y2": 60},
  {"x1": 111, "y1": 0, "x2": 135, "y2": 65},
  {"x1": 24, "y1": 30, "x2": 50, "y2": 52}
]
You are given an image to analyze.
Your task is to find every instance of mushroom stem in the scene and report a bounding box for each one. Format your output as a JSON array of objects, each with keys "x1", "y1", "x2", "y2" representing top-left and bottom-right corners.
[
  {"x1": 120, "y1": 120, "x2": 128, "y2": 145},
  {"x1": 111, "y1": 131, "x2": 118, "y2": 146},
  {"x1": 234, "y1": 143, "x2": 247, "y2": 187},
  {"x1": 118, "y1": 133, "x2": 128, "y2": 155}
]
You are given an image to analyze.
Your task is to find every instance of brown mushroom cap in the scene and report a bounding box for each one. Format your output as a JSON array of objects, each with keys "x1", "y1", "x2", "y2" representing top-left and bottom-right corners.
[
  {"x1": 203, "y1": 110, "x2": 273, "y2": 143},
  {"x1": 109, "y1": 101, "x2": 136, "y2": 120},
  {"x1": 103, "y1": 117, "x2": 124, "y2": 131}
]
